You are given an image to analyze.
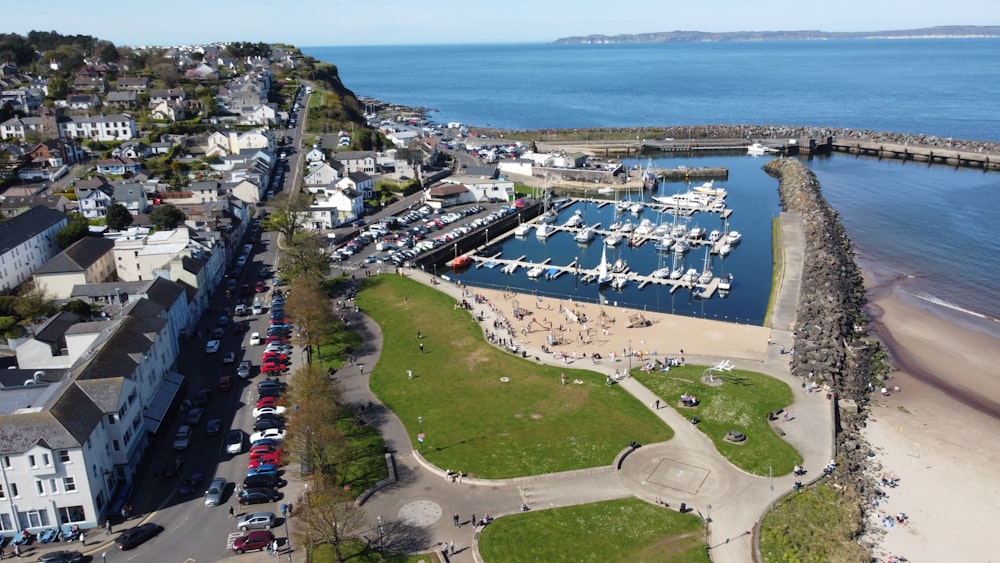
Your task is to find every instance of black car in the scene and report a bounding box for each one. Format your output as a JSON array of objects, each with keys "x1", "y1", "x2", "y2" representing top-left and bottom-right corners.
[
  {"x1": 161, "y1": 455, "x2": 183, "y2": 478},
  {"x1": 238, "y1": 487, "x2": 281, "y2": 505},
  {"x1": 38, "y1": 551, "x2": 85, "y2": 563},
  {"x1": 257, "y1": 387, "x2": 282, "y2": 399},
  {"x1": 257, "y1": 379, "x2": 286, "y2": 391},
  {"x1": 115, "y1": 523, "x2": 164, "y2": 550},
  {"x1": 253, "y1": 417, "x2": 284, "y2": 432}
]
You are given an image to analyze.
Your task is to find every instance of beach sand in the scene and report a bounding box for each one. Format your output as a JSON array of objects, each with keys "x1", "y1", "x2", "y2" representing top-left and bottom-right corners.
[{"x1": 863, "y1": 283, "x2": 1000, "y2": 561}]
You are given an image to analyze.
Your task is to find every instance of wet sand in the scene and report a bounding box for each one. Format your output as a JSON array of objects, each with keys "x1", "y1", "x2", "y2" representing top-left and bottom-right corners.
[{"x1": 862, "y1": 279, "x2": 1000, "y2": 561}]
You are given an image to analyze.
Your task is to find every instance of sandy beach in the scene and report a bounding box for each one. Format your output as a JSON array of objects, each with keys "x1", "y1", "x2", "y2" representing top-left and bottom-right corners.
[{"x1": 863, "y1": 281, "x2": 1000, "y2": 561}]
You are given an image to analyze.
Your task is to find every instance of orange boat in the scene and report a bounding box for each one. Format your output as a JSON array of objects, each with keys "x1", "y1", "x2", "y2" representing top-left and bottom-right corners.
[{"x1": 450, "y1": 255, "x2": 473, "y2": 269}]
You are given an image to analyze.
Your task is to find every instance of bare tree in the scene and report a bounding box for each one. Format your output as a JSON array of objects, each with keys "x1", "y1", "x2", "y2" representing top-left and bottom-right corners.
[{"x1": 292, "y1": 479, "x2": 368, "y2": 562}]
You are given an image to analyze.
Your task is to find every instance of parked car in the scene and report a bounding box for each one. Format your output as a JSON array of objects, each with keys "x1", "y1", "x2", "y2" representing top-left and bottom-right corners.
[
  {"x1": 204, "y1": 477, "x2": 228, "y2": 507},
  {"x1": 184, "y1": 407, "x2": 204, "y2": 425},
  {"x1": 249, "y1": 429, "x2": 286, "y2": 443},
  {"x1": 255, "y1": 396, "x2": 281, "y2": 409},
  {"x1": 255, "y1": 281, "x2": 266, "y2": 293},
  {"x1": 205, "y1": 418, "x2": 223, "y2": 437},
  {"x1": 194, "y1": 389, "x2": 212, "y2": 406},
  {"x1": 232, "y1": 530, "x2": 275, "y2": 553},
  {"x1": 38, "y1": 551, "x2": 86, "y2": 563},
  {"x1": 238, "y1": 488, "x2": 281, "y2": 506},
  {"x1": 252, "y1": 303, "x2": 264, "y2": 316},
  {"x1": 115, "y1": 523, "x2": 163, "y2": 550},
  {"x1": 237, "y1": 360, "x2": 252, "y2": 379},
  {"x1": 252, "y1": 417, "x2": 284, "y2": 433},
  {"x1": 173, "y1": 425, "x2": 192, "y2": 451},
  {"x1": 242, "y1": 472, "x2": 282, "y2": 489},
  {"x1": 217, "y1": 375, "x2": 233, "y2": 391},
  {"x1": 226, "y1": 430, "x2": 244, "y2": 455},
  {"x1": 161, "y1": 456, "x2": 183, "y2": 478},
  {"x1": 249, "y1": 331, "x2": 262, "y2": 345},
  {"x1": 260, "y1": 361, "x2": 283, "y2": 375},
  {"x1": 236, "y1": 511, "x2": 276, "y2": 531},
  {"x1": 252, "y1": 405, "x2": 287, "y2": 418},
  {"x1": 205, "y1": 340, "x2": 220, "y2": 353}
]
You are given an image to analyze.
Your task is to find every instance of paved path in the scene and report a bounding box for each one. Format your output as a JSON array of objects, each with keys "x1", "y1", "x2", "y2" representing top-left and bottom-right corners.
[{"x1": 331, "y1": 211, "x2": 832, "y2": 562}]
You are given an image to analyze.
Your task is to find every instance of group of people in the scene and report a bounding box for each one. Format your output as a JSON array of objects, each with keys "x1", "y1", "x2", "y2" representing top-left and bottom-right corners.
[{"x1": 680, "y1": 393, "x2": 699, "y2": 407}]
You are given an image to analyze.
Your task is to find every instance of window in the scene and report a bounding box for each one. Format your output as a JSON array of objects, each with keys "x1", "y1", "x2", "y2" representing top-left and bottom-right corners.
[
  {"x1": 2, "y1": 456, "x2": 10, "y2": 468},
  {"x1": 0, "y1": 513, "x2": 11, "y2": 532},
  {"x1": 59, "y1": 450, "x2": 70, "y2": 463},
  {"x1": 49, "y1": 479, "x2": 58, "y2": 494},
  {"x1": 36, "y1": 480, "x2": 44, "y2": 495},
  {"x1": 16, "y1": 509, "x2": 49, "y2": 528},
  {"x1": 43, "y1": 454, "x2": 50, "y2": 467},
  {"x1": 107, "y1": 414, "x2": 116, "y2": 425},
  {"x1": 28, "y1": 455, "x2": 36, "y2": 467},
  {"x1": 0, "y1": 484, "x2": 4, "y2": 498},
  {"x1": 10, "y1": 483, "x2": 18, "y2": 498},
  {"x1": 123, "y1": 429, "x2": 132, "y2": 446},
  {"x1": 112, "y1": 440, "x2": 120, "y2": 452},
  {"x1": 63, "y1": 477, "x2": 76, "y2": 492}
]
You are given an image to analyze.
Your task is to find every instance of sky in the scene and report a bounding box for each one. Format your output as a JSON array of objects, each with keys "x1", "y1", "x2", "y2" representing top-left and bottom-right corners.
[{"x1": 6, "y1": 0, "x2": 1000, "y2": 47}]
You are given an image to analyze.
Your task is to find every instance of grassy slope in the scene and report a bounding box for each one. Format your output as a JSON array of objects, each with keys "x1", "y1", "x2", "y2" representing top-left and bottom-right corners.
[{"x1": 356, "y1": 275, "x2": 672, "y2": 478}]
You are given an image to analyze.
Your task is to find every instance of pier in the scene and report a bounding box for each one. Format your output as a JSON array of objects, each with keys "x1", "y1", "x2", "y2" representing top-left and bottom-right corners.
[{"x1": 829, "y1": 139, "x2": 1000, "y2": 170}]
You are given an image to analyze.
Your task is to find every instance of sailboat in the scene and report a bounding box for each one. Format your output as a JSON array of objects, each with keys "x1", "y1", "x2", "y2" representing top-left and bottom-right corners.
[
  {"x1": 641, "y1": 158, "x2": 658, "y2": 190},
  {"x1": 697, "y1": 246, "x2": 714, "y2": 285},
  {"x1": 596, "y1": 246, "x2": 613, "y2": 286}
]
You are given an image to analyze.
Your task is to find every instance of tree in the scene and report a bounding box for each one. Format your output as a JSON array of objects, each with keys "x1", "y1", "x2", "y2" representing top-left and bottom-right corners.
[
  {"x1": 61, "y1": 299, "x2": 93, "y2": 316},
  {"x1": 261, "y1": 192, "x2": 311, "y2": 241},
  {"x1": 56, "y1": 217, "x2": 90, "y2": 249},
  {"x1": 14, "y1": 284, "x2": 58, "y2": 322},
  {"x1": 94, "y1": 40, "x2": 119, "y2": 62},
  {"x1": 149, "y1": 204, "x2": 186, "y2": 230},
  {"x1": 281, "y1": 233, "x2": 329, "y2": 282},
  {"x1": 0, "y1": 316, "x2": 23, "y2": 340},
  {"x1": 105, "y1": 203, "x2": 134, "y2": 231},
  {"x1": 284, "y1": 274, "x2": 331, "y2": 359},
  {"x1": 292, "y1": 481, "x2": 367, "y2": 562}
]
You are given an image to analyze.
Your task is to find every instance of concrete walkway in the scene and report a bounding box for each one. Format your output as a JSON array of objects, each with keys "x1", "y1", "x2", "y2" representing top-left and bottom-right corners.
[{"x1": 333, "y1": 211, "x2": 832, "y2": 562}]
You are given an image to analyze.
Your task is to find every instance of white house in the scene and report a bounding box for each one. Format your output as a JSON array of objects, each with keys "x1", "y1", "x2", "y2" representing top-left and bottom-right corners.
[
  {"x1": 442, "y1": 176, "x2": 515, "y2": 203},
  {"x1": 300, "y1": 187, "x2": 364, "y2": 230},
  {"x1": 32, "y1": 236, "x2": 117, "y2": 300},
  {"x1": 303, "y1": 162, "x2": 341, "y2": 190},
  {"x1": 336, "y1": 172, "x2": 374, "y2": 200},
  {"x1": 0, "y1": 206, "x2": 69, "y2": 292},
  {"x1": 332, "y1": 151, "x2": 377, "y2": 174},
  {"x1": 76, "y1": 184, "x2": 114, "y2": 220},
  {"x1": 305, "y1": 147, "x2": 326, "y2": 163}
]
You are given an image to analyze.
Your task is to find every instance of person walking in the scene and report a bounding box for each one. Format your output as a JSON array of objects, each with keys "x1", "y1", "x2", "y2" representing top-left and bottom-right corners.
[
  {"x1": 419, "y1": 342, "x2": 424, "y2": 354},
  {"x1": 655, "y1": 399, "x2": 660, "y2": 410},
  {"x1": 471, "y1": 513, "x2": 476, "y2": 527},
  {"x1": 79, "y1": 532, "x2": 86, "y2": 546},
  {"x1": 106, "y1": 519, "x2": 112, "y2": 534},
  {"x1": 408, "y1": 369, "x2": 413, "y2": 380},
  {"x1": 450, "y1": 539, "x2": 455, "y2": 555},
  {"x1": 453, "y1": 513, "x2": 460, "y2": 527},
  {"x1": 12, "y1": 544, "x2": 19, "y2": 559},
  {"x1": 229, "y1": 505, "x2": 235, "y2": 518},
  {"x1": 271, "y1": 539, "x2": 279, "y2": 556}
]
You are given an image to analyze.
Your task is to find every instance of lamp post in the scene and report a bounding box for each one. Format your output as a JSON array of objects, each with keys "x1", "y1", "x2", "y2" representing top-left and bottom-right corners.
[
  {"x1": 417, "y1": 416, "x2": 424, "y2": 452},
  {"x1": 377, "y1": 515, "x2": 385, "y2": 549},
  {"x1": 628, "y1": 339, "x2": 632, "y2": 374},
  {"x1": 706, "y1": 504, "x2": 712, "y2": 523}
]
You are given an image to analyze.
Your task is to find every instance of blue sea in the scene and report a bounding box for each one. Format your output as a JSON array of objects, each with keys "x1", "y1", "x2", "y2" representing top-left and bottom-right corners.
[{"x1": 305, "y1": 40, "x2": 1000, "y2": 324}]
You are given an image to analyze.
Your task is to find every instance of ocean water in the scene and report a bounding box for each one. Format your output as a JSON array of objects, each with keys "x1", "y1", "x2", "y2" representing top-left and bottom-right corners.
[{"x1": 305, "y1": 40, "x2": 1000, "y2": 323}]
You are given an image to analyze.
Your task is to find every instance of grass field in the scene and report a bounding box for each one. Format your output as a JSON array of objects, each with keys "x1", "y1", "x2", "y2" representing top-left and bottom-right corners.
[
  {"x1": 759, "y1": 483, "x2": 867, "y2": 562},
  {"x1": 356, "y1": 275, "x2": 673, "y2": 478},
  {"x1": 633, "y1": 365, "x2": 801, "y2": 476},
  {"x1": 478, "y1": 498, "x2": 709, "y2": 563}
]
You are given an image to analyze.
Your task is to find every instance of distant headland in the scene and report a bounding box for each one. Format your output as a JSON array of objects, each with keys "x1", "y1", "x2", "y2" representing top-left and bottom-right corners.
[{"x1": 554, "y1": 25, "x2": 1000, "y2": 45}]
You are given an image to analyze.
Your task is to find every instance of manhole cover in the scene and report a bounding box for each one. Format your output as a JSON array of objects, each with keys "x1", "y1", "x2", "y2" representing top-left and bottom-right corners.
[{"x1": 398, "y1": 499, "x2": 443, "y2": 527}]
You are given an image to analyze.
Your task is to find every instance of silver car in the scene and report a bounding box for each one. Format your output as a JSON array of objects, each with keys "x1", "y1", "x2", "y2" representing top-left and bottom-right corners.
[
  {"x1": 204, "y1": 477, "x2": 227, "y2": 507},
  {"x1": 236, "y1": 511, "x2": 276, "y2": 531}
]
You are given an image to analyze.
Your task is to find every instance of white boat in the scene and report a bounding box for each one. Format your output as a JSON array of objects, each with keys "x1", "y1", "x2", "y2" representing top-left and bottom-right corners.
[
  {"x1": 574, "y1": 226, "x2": 595, "y2": 243},
  {"x1": 669, "y1": 265, "x2": 684, "y2": 280},
  {"x1": 616, "y1": 199, "x2": 632, "y2": 213},
  {"x1": 608, "y1": 218, "x2": 623, "y2": 231},
  {"x1": 501, "y1": 262, "x2": 518, "y2": 274},
  {"x1": 654, "y1": 236, "x2": 674, "y2": 252},
  {"x1": 610, "y1": 275, "x2": 628, "y2": 290},
  {"x1": 597, "y1": 187, "x2": 614, "y2": 195},
  {"x1": 611, "y1": 258, "x2": 628, "y2": 274},
  {"x1": 718, "y1": 242, "x2": 732, "y2": 257},
  {"x1": 596, "y1": 246, "x2": 613, "y2": 286},
  {"x1": 652, "y1": 191, "x2": 713, "y2": 210},
  {"x1": 629, "y1": 201, "x2": 644, "y2": 215},
  {"x1": 718, "y1": 273, "x2": 733, "y2": 291},
  {"x1": 670, "y1": 223, "x2": 688, "y2": 239},
  {"x1": 673, "y1": 239, "x2": 691, "y2": 254},
  {"x1": 514, "y1": 223, "x2": 532, "y2": 237},
  {"x1": 680, "y1": 268, "x2": 699, "y2": 284},
  {"x1": 562, "y1": 210, "x2": 584, "y2": 228},
  {"x1": 604, "y1": 233, "x2": 623, "y2": 247},
  {"x1": 633, "y1": 218, "x2": 654, "y2": 236},
  {"x1": 697, "y1": 247, "x2": 713, "y2": 285},
  {"x1": 651, "y1": 267, "x2": 671, "y2": 279},
  {"x1": 688, "y1": 226, "x2": 706, "y2": 239},
  {"x1": 641, "y1": 159, "x2": 658, "y2": 190},
  {"x1": 527, "y1": 266, "x2": 545, "y2": 279},
  {"x1": 535, "y1": 224, "x2": 554, "y2": 239},
  {"x1": 692, "y1": 180, "x2": 727, "y2": 198},
  {"x1": 708, "y1": 229, "x2": 721, "y2": 242},
  {"x1": 619, "y1": 219, "x2": 635, "y2": 233},
  {"x1": 747, "y1": 142, "x2": 778, "y2": 156},
  {"x1": 538, "y1": 210, "x2": 557, "y2": 224},
  {"x1": 581, "y1": 273, "x2": 598, "y2": 284},
  {"x1": 653, "y1": 222, "x2": 671, "y2": 236},
  {"x1": 726, "y1": 230, "x2": 742, "y2": 244}
]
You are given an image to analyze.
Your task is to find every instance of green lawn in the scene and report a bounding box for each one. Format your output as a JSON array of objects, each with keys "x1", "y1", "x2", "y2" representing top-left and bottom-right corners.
[
  {"x1": 759, "y1": 483, "x2": 867, "y2": 562},
  {"x1": 356, "y1": 276, "x2": 672, "y2": 478},
  {"x1": 633, "y1": 365, "x2": 801, "y2": 476},
  {"x1": 478, "y1": 498, "x2": 709, "y2": 563}
]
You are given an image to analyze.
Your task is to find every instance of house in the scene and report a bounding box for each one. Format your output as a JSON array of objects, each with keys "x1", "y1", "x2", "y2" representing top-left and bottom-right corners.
[
  {"x1": 191, "y1": 181, "x2": 221, "y2": 203},
  {"x1": 300, "y1": 187, "x2": 364, "y2": 230},
  {"x1": 333, "y1": 151, "x2": 377, "y2": 174},
  {"x1": 303, "y1": 162, "x2": 342, "y2": 190},
  {"x1": 336, "y1": 171, "x2": 374, "y2": 200},
  {"x1": 0, "y1": 194, "x2": 74, "y2": 218},
  {"x1": 63, "y1": 94, "x2": 102, "y2": 110},
  {"x1": 115, "y1": 76, "x2": 149, "y2": 91},
  {"x1": 184, "y1": 63, "x2": 217, "y2": 80},
  {"x1": 0, "y1": 206, "x2": 69, "y2": 292},
  {"x1": 112, "y1": 183, "x2": 150, "y2": 215},
  {"x1": 33, "y1": 236, "x2": 117, "y2": 300},
  {"x1": 106, "y1": 90, "x2": 138, "y2": 108},
  {"x1": 225, "y1": 178, "x2": 264, "y2": 206},
  {"x1": 112, "y1": 141, "x2": 151, "y2": 160},
  {"x1": 305, "y1": 147, "x2": 326, "y2": 163},
  {"x1": 239, "y1": 104, "x2": 277, "y2": 125},
  {"x1": 71, "y1": 75, "x2": 107, "y2": 93},
  {"x1": 59, "y1": 114, "x2": 137, "y2": 142},
  {"x1": 149, "y1": 100, "x2": 187, "y2": 122},
  {"x1": 149, "y1": 88, "x2": 186, "y2": 105},
  {"x1": 96, "y1": 157, "x2": 142, "y2": 176},
  {"x1": 442, "y1": 175, "x2": 514, "y2": 203},
  {"x1": 424, "y1": 183, "x2": 477, "y2": 210},
  {"x1": 76, "y1": 183, "x2": 115, "y2": 219}
]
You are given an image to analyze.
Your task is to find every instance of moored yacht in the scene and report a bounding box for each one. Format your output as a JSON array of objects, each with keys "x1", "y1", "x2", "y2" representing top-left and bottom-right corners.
[
  {"x1": 574, "y1": 226, "x2": 595, "y2": 243},
  {"x1": 535, "y1": 224, "x2": 554, "y2": 239},
  {"x1": 726, "y1": 230, "x2": 742, "y2": 244}
]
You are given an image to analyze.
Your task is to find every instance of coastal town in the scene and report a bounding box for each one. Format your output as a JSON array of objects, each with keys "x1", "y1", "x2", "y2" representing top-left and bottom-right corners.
[{"x1": 1, "y1": 29, "x2": 998, "y2": 563}]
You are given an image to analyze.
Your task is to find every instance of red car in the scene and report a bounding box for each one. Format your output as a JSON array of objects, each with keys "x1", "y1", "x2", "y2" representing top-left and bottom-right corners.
[
  {"x1": 249, "y1": 444, "x2": 283, "y2": 457},
  {"x1": 232, "y1": 530, "x2": 275, "y2": 554},
  {"x1": 247, "y1": 453, "x2": 281, "y2": 469},
  {"x1": 255, "y1": 396, "x2": 278, "y2": 409},
  {"x1": 261, "y1": 350, "x2": 288, "y2": 362},
  {"x1": 255, "y1": 281, "x2": 266, "y2": 293},
  {"x1": 241, "y1": 284, "x2": 252, "y2": 296},
  {"x1": 261, "y1": 361, "x2": 283, "y2": 375},
  {"x1": 217, "y1": 375, "x2": 233, "y2": 391},
  {"x1": 265, "y1": 335, "x2": 288, "y2": 345}
]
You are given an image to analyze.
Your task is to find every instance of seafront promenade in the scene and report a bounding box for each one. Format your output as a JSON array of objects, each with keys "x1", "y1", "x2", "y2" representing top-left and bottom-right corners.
[{"x1": 331, "y1": 210, "x2": 832, "y2": 562}]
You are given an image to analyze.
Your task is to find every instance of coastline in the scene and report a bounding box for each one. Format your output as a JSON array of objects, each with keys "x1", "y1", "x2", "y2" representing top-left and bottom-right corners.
[{"x1": 861, "y1": 269, "x2": 1000, "y2": 561}]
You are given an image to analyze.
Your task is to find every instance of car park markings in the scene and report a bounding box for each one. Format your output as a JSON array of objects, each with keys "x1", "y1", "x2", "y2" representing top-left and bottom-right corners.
[{"x1": 227, "y1": 531, "x2": 243, "y2": 548}]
